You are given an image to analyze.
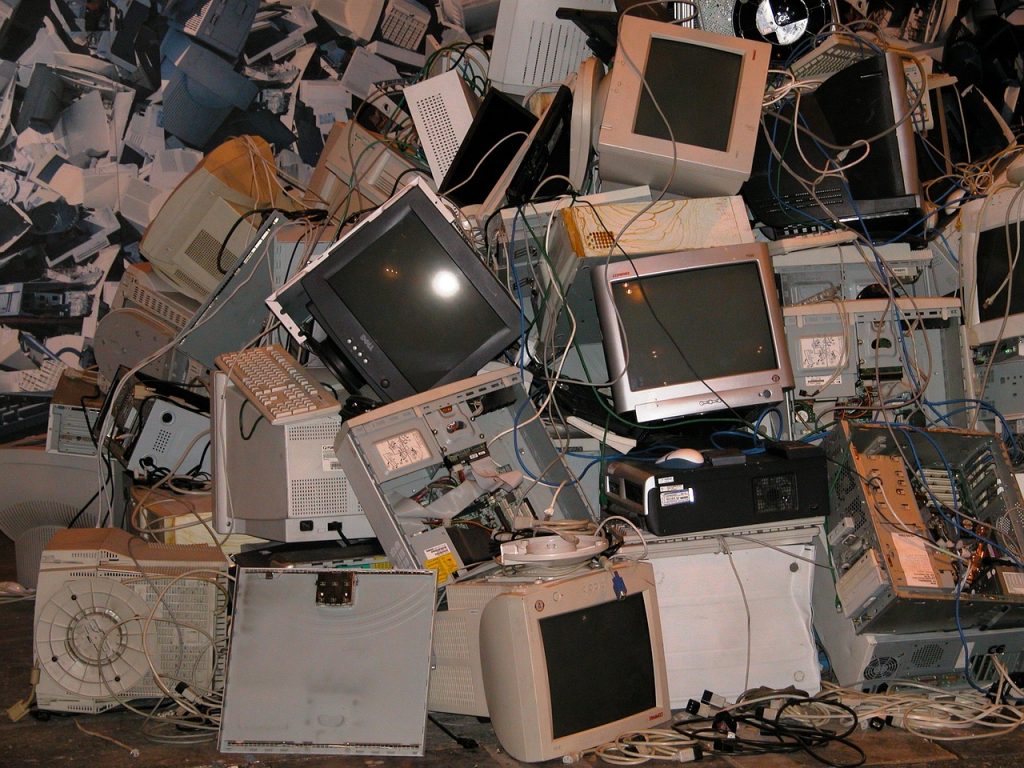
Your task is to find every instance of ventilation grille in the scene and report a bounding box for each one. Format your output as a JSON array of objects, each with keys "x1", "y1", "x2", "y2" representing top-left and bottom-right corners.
[
  {"x1": 126, "y1": 283, "x2": 190, "y2": 329},
  {"x1": 523, "y1": 21, "x2": 586, "y2": 91},
  {"x1": 910, "y1": 643, "x2": 944, "y2": 669},
  {"x1": 185, "y1": 230, "x2": 238, "y2": 281},
  {"x1": 290, "y1": 477, "x2": 357, "y2": 516},
  {"x1": 287, "y1": 419, "x2": 342, "y2": 442},
  {"x1": 585, "y1": 230, "x2": 615, "y2": 251},
  {"x1": 433, "y1": 615, "x2": 470, "y2": 657},
  {"x1": 171, "y1": 268, "x2": 208, "y2": 298},
  {"x1": 413, "y1": 93, "x2": 461, "y2": 176},
  {"x1": 752, "y1": 473, "x2": 799, "y2": 515},
  {"x1": 152, "y1": 429, "x2": 173, "y2": 454},
  {"x1": 428, "y1": 667, "x2": 476, "y2": 709}
]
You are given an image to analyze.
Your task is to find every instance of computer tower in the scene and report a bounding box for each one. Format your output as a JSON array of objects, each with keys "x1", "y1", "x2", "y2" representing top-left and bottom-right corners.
[
  {"x1": 34, "y1": 528, "x2": 229, "y2": 714},
  {"x1": 403, "y1": 69, "x2": 479, "y2": 187},
  {"x1": 813, "y1": 539, "x2": 1024, "y2": 689},
  {"x1": 212, "y1": 372, "x2": 372, "y2": 543}
]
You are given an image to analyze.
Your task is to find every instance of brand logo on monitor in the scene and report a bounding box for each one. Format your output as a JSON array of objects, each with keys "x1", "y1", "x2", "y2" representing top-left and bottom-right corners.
[{"x1": 360, "y1": 333, "x2": 375, "y2": 351}]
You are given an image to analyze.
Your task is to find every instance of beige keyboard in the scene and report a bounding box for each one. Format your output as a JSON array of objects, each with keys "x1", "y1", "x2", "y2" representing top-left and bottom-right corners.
[{"x1": 215, "y1": 345, "x2": 340, "y2": 425}]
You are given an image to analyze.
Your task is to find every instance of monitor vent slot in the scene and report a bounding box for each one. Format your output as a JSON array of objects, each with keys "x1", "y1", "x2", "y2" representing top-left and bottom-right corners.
[
  {"x1": 171, "y1": 269, "x2": 208, "y2": 298},
  {"x1": 186, "y1": 230, "x2": 238, "y2": 281},
  {"x1": 523, "y1": 21, "x2": 584, "y2": 92},
  {"x1": 287, "y1": 420, "x2": 341, "y2": 443},
  {"x1": 289, "y1": 477, "x2": 354, "y2": 516}
]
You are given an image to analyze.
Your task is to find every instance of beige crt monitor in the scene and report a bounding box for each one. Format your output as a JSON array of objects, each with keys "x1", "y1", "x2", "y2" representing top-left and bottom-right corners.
[{"x1": 597, "y1": 17, "x2": 770, "y2": 198}]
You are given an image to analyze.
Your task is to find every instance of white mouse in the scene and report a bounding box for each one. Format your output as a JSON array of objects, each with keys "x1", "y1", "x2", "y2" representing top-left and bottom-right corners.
[{"x1": 656, "y1": 448, "x2": 705, "y2": 467}]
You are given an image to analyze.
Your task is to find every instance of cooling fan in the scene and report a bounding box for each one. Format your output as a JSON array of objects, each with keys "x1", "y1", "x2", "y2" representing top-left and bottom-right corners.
[
  {"x1": 33, "y1": 528, "x2": 228, "y2": 714},
  {"x1": 35, "y1": 577, "x2": 157, "y2": 704}
]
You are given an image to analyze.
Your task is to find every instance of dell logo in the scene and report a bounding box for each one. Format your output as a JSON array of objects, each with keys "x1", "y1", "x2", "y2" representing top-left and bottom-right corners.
[{"x1": 360, "y1": 333, "x2": 375, "y2": 351}]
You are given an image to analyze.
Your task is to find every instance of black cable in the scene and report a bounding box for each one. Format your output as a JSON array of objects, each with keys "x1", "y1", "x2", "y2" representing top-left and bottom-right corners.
[
  {"x1": 427, "y1": 714, "x2": 478, "y2": 750},
  {"x1": 388, "y1": 167, "x2": 426, "y2": 198},
  {"x1": 238, "y1": 399, "x2": 264, "y2": 441},
  {"x1": 186, "y1": 439, "x2": 211, "y2": 477},
  {"x1": 216, "y1": 208, "x2": 275, "y2": 274},
  {"x1": 65, "y1": 490, "x2": 100, "y2": 529}
]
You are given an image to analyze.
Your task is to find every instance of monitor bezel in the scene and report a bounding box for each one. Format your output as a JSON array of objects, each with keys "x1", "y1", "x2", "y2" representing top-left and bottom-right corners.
[
  {"x1": 592, "y1": 242, "x2": 794, "y2": 422},
  {"x1": 961, "y1": 189, "x2": 1024, "y2": 348},
  {"x1": 479, "y1": 562, "x2": 671, "y2": 763},
  {"x1": 596, "y1": 16, "x2": 770, "y2": 197},
  {"x1": 300, "y1": 178, "x2": 521, "y2": 401}
]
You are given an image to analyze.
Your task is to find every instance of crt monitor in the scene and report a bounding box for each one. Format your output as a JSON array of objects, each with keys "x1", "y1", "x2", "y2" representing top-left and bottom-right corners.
[
  {"x1": 479, "y1": 560, "x2": 670, "y2": 763},
  {"x1": 591, "y1": 242, "x2": 793, "y2": 423},
  {"x1": 961, "y1": 185, "x2": 1024, "y2": 348},
  {"x1": 299, "y1": 177, "x2": 521, "y2": 402},
  {"x1": 596, "y1": 16, "x2": 770, "y2": 198}
]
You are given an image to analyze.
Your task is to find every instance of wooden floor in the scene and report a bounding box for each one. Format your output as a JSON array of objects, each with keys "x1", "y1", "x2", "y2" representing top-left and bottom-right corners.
[{"x1": 4, "y1": 532, "x2": 1024, "y2": 768}]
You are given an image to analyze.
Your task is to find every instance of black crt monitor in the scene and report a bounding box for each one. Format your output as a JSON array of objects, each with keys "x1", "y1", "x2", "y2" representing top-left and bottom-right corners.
[
  {"x1": 300, "y1": 178, "x2": 521, "y2": 402},
  {"x1": 591, "y1": 242, "x2": 793, "y2": 423},
  {"x1": 743, "y1": 52, "x2": 921, "y2": 238},
  {"x1": 439, "y1": 89, "x2": 537, "y2": 208}
]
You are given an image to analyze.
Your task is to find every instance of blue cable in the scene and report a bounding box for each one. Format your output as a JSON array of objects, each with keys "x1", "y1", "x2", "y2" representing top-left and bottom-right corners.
[{"x1": 954, "y1": 577, "x2": 990, "y2": 694}]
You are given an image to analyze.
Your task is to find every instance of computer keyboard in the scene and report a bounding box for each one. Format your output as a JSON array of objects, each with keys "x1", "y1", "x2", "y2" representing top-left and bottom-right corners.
[
  {"x1": 215, "y1": 345, "x2": 340, "y2": 426},
  {"x1": 0, "y1": 392, "x2": 51, "y2": 442},
  {"x1": 789, "y1": 37, "x2": 871, "y2": 81}
]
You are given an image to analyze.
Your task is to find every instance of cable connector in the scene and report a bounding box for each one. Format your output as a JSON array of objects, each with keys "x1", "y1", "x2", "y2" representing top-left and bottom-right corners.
[
  {"x1": 868, "y1": 715, "x2": 893, "y2": 731},
  {"x1": 6, "y1": 697, "x2": 30, "y2": 722},
  {"x1": 701, "y1": 690, "x2": 727, "y2": 709},
  {"x1": 676, "y1": 746, "x2": 703, "y2": 762},
  {"x1": 684, "y1": 698, "x2": 718, "y2": 718},
  {"x1": 611, "y1": 569, "x2": 627, "y2": 600}
]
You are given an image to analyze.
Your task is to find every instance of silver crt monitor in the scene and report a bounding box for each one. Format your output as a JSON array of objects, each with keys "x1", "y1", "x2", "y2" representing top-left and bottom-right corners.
[{"x1": 592, "y1": 242, "x2": 793, "y2": 423}]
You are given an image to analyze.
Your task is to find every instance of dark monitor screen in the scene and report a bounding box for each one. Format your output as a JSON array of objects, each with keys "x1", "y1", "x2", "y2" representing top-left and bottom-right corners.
[
  {"x1": 301, "y1": 183, "x2": 521, "y2": 401},
  {"x1": 612, "y1": 261, "x2": 778, "y2": 390},
  {"x1": 325, "y1": 210, "x2": 506, "y2": 392},
  {"x1": 540, "y1": 593, "x2": 656, "y2": 739},
  {"x1": 634, "y1": 38, "x2": 741, "y2": 152},
  {"x1": 976, "y1": 224, "x2": 1024, "y2": 323}
]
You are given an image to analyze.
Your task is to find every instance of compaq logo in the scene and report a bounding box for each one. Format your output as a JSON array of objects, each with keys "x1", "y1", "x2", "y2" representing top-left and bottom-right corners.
[
  {"x1": 698, "y1": 398, "x2": 722, "y2": 407},
  {"x1": 649, "y1": 711, "x2": 665, "y2": 721},
  {"x1": 360, "y1": 333, "x2": 375, "y2": 351}
]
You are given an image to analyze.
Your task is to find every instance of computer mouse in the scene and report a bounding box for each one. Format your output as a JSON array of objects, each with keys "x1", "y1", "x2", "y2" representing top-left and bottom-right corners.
[{"x1": 655, "y1": 448, "x2": 705, "y2": 468}]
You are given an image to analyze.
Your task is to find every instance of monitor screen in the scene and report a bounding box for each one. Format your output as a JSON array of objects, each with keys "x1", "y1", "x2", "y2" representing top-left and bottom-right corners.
[
  {"x1": 479, "y1": 560, "x2": 670, "y2": 763},
  {"x1": 300, "y1": 179, "x2": 521, "y2": 401},
  {"x1": 961, "y1": 188, "x2": 1024, "y2": 348},
  {"x1": 635, "y1": 38, "x2": 740, "y2": 152},
  {"x1": 324, "y1": 209, "x2": 506, "y2": 393},
  {"x1": 612, "y1": 261, "x2": 778, "y2": 391},
  {"x1": 597, "y1": 17, "x2": 770, "y2": 197},
  {"x1": 592, "y1": 243, "x2": 793, "y2": 422},
  {"x1": 976, "y1": 224, "x2": 1024, "y2": 324},
  {"x1": 542, "y1": 593, "x2": 656, "y2": 739}
]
